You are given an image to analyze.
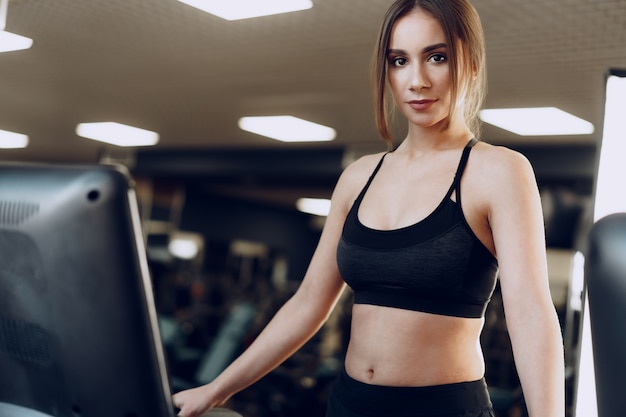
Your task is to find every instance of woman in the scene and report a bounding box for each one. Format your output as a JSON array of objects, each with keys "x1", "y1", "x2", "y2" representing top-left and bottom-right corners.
[{"x1": 173, "y1": 1, "x2": 565, "y2": 416}]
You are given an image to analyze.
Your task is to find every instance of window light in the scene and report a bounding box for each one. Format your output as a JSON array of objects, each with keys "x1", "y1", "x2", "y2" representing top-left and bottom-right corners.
[
  {"x1": 178, "y1": 0, "x2": 313, "y2": 21},
  {"x1": 575, "y1": 69, "x2": 626, "y2": 417},
  {"x1": 296, "y1": 198, "x2": 331, "y2": 217},
  {"x1": 592, "y1": 71, "x2": 626, "y2": 221},
  {"x1": 0, "y1": 128, "x2": 28, "y2": 149},
  {"x1": 479, "y1": 107, "x2": 594, "y2": 136},
  {"x1": 76, "y1": 122, "x2": 159, "y2": 147},
  {"x1": 239, "y1": 116, "x2": 336, "y2": 142}
]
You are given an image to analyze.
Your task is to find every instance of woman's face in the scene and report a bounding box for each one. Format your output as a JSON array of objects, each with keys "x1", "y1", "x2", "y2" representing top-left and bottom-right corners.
[{"x1": 387, "y1": 9, "x2": 454, "y2": 130}]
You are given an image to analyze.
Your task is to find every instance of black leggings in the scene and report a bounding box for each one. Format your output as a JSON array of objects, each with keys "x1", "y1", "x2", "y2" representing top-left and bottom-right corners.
[{"x1": 326, "y1": 368, "x2": 495, "y2": 417}]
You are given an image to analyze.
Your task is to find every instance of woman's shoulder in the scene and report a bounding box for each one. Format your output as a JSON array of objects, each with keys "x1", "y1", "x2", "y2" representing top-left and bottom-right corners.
[
  {"x1": 339, "y1": 151, "x2": 388, "y2": 185},
  {"x1": 469, "y1": 141, "x2": 537, "y2": 195},
  {"x1": 472, "y1": 141, "x2": 534, "y2": 178},
  {"x1": 332, "y1": 151, "x2": 388, "y2": 203}
]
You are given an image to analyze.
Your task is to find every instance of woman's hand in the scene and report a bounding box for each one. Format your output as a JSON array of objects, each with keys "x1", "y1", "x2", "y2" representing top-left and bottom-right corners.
[{"x1": 172, "y1": 384, "x2": 227, "y2": 417}]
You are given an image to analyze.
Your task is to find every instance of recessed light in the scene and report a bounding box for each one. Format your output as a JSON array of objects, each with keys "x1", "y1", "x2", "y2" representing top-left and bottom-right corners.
[
  {"x1": 296, "y1": 198, "x2": 331, "y2": 216},
  {"x1": 0, "y1": 30, "x2": 33, "y2": 53},
  {"x1": 479, "y1": 107, "x2": 594, "y2": 136},
  {"x1": 168, "y1": 232, "x2": 203, "y2": 260},
  {"x1": 178, "y1": 0, "x2": 313, "y2": 21},
  {"x1": 239, "y1": 115, "x2": 336, "y2": 142},
  {"x1": 76, "y1": 122, "x2": 159, "y2": 147},
  {"x1": 0, "y1": 129, "x2": 28, "y2": 149}
]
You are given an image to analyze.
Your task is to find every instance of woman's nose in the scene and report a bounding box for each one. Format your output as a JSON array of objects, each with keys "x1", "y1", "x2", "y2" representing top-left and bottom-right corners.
[{"x1": 410, "y1": 65, "x2": 430, "y2": 91}]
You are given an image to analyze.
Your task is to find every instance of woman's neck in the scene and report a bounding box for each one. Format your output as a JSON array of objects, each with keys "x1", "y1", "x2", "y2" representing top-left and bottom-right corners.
[{"x1": 400, "y1": 119, "x2": 473, "y2": 154}]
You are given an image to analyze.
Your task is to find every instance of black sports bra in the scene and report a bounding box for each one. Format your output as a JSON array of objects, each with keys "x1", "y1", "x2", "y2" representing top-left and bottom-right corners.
[{"x1": 336, "y1": 139, "x2": 498, "y2": 318}]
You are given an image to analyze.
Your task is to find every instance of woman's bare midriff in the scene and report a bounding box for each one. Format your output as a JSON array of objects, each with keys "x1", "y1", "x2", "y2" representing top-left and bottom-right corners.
[{"x1": 344, "y1": 303, "x2": 486, "y2": 387}]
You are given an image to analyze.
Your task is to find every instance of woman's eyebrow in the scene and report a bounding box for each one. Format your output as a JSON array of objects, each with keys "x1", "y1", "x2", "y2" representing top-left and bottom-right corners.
[
  {"x1": 387, "y1": 48, "x2": 406, "y2": 56},
  {"x1": 422, "y1": 43, "x2": 447, "y2": 54},
  {"x1": 387, "y1": 43, "x2": 447, "y2": 56}
]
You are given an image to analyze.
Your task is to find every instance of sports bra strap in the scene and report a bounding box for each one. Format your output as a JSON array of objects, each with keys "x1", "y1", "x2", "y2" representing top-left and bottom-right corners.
[
  {"x1": 452, "y1": 137, "x2": 478, "y2": 202},
  {"x1": 354, "y1": 152, "x2": 389, "y2": 204},
  {"x1": 367, "y1": 152, "x2": 389, "y2": 185},
  {"x1": 355, "y1": 138, "x2": 476, "y2": 206}
]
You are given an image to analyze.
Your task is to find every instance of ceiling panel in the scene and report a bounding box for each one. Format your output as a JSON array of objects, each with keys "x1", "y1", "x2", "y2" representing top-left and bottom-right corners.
[{"x1": 0, "y1": 0, "x2": 624, "y2": 178}]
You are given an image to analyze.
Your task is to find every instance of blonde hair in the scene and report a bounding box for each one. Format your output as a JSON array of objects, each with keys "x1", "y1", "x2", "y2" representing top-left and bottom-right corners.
[{"x1": 372, "y1": 0, "x2": 487, "y2": 149}]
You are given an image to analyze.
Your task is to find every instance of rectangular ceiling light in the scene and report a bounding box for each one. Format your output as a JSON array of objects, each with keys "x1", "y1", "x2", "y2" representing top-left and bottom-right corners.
[
  {"x1": 76, "y1": 122, "x2": 159, "y2": 147},
  {"x1": 479, "y1": 107, "x2": 594, "y2": 136},
  {"x1": 0, "y1": 30, "x2": 33, "y2": 53},
  {"x1": 0, "y1": 128, "x2": 28, "y2": 148},
  {"x1": 178, "y1": 0, "x2": 313, "y2": 21},
  {"x1": 1, "y1": 0, "x2": 33, "y2": 53},
  {"x1": 239, "y1": 115, "x2": 336, "y2": 142}
]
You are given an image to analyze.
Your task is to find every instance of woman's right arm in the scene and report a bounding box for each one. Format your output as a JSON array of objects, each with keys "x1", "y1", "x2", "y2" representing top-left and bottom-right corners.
[{"x1": 172, "y1": 157, "x2": 371, "y2": 417}]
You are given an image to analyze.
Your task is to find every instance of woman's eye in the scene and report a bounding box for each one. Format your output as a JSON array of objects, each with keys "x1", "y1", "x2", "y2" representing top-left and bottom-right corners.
[
  {"x1": 428, "y1": 53, "x2": 447, "y2": 63},
  {"x1": 390, "y1": 57, "x2": 407, "y2": 67}
]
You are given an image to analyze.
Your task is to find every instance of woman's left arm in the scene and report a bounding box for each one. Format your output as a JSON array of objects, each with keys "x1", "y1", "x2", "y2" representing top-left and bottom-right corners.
[{"x1": 486, "y1": 148, "x2": 565, "y2": 417}]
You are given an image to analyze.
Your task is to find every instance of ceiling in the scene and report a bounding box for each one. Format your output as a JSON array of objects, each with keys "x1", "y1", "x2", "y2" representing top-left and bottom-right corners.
[{"x1": 1, "y1": 0, "x2": 625, "y2": 208}]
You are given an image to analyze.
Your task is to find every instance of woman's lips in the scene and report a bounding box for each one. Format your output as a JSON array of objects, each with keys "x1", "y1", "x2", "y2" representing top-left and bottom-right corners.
[{"x1": 407, "y1": 99, "x2": 436, "y2": 110}]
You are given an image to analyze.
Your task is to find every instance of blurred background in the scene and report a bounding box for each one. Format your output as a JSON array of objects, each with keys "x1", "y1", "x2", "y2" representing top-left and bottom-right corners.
[{"x1": 2, "y1": 0, "x2": 625, "y2": 416}]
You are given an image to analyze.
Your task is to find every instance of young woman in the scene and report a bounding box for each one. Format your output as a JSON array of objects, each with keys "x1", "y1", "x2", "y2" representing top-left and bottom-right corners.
[{"x1": 173, "y1": 1, "x2": 565, "y2": 416}]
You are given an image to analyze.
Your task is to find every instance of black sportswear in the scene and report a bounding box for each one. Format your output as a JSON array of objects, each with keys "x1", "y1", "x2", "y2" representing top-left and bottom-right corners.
[{"x1": 336, "y1": 139, "x2": 498, "y2": 318}]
